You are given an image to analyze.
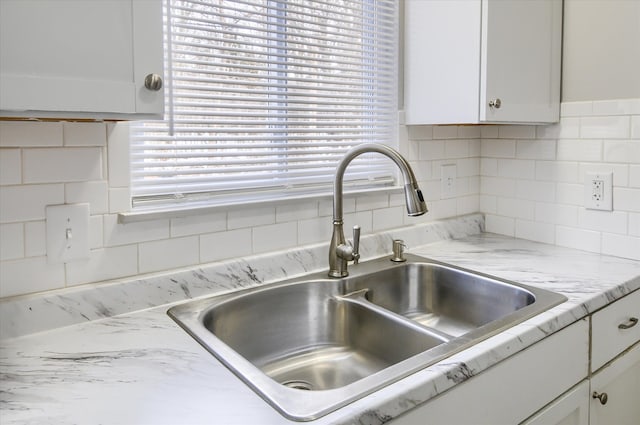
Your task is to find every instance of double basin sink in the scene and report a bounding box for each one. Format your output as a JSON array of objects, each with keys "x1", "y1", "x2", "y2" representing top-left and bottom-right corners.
[{"x1": 168, "y1": 254, "x2": 566, "y2": 421}]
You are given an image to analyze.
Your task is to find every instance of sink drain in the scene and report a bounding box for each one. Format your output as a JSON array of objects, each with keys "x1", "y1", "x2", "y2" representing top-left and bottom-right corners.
[{"x1": 282, "y1": 380, "x2": 313, "y2": 391}]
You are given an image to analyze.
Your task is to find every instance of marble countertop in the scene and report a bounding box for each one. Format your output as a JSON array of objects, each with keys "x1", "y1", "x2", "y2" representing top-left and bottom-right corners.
[{"x1": 1, "y1": 215, "x2": 639, "y2": 425}]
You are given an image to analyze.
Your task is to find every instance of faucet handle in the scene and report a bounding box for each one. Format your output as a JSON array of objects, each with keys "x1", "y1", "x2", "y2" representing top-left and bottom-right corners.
[{"x1": 352, "y1": 225, "x2": 361, "y2": 264}]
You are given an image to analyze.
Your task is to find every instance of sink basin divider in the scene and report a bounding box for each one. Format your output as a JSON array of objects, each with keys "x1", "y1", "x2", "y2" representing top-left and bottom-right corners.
[{"x1": 335, "y1": 289, "x2": 453, "y2": 343}]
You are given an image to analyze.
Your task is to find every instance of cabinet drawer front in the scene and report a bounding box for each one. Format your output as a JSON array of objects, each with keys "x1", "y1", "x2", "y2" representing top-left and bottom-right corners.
[{"x1": 592, "y1": 289, "x2": 640, "y2": 371}]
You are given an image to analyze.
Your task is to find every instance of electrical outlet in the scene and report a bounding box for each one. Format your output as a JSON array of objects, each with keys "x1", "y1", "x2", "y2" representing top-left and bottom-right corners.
[
  {"x1": 584, "y1": 172, "x2": 613, "y2": 211},
  {"x1": 441, "y1": 164, "x2": 457, "y2": 199}
]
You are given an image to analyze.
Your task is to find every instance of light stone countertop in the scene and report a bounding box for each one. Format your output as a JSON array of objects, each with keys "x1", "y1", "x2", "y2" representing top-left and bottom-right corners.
[{"x1": 1, "y1": 214, "x2": 639, "y2": 425}]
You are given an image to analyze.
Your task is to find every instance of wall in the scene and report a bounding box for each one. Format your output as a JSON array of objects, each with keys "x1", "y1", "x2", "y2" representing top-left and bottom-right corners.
[
  {"x1": 481, "y1": 99, "x2": 640, "y2": 260},
  {"x1": 562, "y1": 0, "x2": 640, "y2": 101},
  {"x1": 0, "y1": 120, "x2": 481, "y2": 298}
]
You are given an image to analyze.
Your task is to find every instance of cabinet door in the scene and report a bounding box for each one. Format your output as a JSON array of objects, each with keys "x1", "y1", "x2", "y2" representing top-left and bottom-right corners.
[
  {"x1": 391, "y1": 320, "x2": 588, "y2": 425},
  {"x1": 0, "y1": 0, "x2": 163, "y2": 119},
  {"x1": 590, "y1": 343, "x2": 640, "y2": 425},
  {"x1": 520, "y1": 381, "x2": 589, "y2": 425},
  {"x1": 480, "y1": 0, "x2": 562, "y2": 123}
]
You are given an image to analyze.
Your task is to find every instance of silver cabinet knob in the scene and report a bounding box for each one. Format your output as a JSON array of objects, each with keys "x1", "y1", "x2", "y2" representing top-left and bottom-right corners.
[
  {"x1": 489, "y1": 98, "x2": 502, "y2": 109},
  {"x1": 144, "y1": 73, "x2": 163, "y2": 91},
  {"x1": 592, "y1": 391, "x2": 608, "y2": 405}
]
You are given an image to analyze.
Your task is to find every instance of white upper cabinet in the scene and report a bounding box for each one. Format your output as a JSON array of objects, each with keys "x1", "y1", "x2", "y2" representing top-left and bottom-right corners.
[
  {"x1": 0, "y1": 0, "x2": 163, "y2": 120},
  {"x1": 404, "y1": 0, "x2": 562, "y2": 125}
]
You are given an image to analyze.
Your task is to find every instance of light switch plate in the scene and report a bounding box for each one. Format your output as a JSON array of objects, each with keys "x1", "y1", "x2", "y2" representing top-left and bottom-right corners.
[
  {"x1": 441, "y1": 164, "x2": 457, "y2": 199},
  {"x1": 46, "y1": 203, "x2": 90, "y2": 264}
]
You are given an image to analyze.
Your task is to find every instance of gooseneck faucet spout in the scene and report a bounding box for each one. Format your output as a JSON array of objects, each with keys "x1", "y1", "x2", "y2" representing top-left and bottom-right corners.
[{"x1": 328, "y1": 143, "x2": 428, "y2": 278}]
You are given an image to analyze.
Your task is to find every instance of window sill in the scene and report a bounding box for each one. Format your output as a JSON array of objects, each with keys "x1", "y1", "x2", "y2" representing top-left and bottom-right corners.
[{"x1": 118, "y1": 185, "x2": 404, "y2": 224}]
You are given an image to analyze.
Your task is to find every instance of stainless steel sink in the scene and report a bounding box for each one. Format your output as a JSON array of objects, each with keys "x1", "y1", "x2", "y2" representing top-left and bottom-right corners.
[{"x1": 168, "y1": 254, "x2": 566, "y2": 421}]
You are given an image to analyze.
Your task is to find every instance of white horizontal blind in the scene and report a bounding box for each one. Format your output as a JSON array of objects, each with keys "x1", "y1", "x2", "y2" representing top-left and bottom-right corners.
[{"x1": 131, "y1": 0, "x2": 399, "y2": 209}]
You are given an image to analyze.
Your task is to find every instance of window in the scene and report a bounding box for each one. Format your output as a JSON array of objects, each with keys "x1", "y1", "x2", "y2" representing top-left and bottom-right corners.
[{"x1": 130, "y1": 0, "x2": 399, "y2": 211}]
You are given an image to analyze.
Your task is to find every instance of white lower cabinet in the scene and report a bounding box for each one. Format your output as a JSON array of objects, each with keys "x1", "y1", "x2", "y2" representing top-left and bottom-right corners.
[
  {"x1": 391, "y1": 289, "x2": 640, "y2": 425},
  {"x1": 521, "y1": 381, "x2": 590, "y2": 425},
  {"x1": 590, "y1": 340, "x2": 640, "y2": 425},
  {"x1": 391, "y1": 319, "x2": 589, "y2": 425}
]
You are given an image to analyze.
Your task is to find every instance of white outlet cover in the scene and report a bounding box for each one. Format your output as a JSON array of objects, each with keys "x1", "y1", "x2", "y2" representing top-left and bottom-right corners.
[
  {"x1": 584, "y1": 172, "x2": 613, "y2": 211},
  {"x1": 46, "y1": 203, "x2": 90, "y2": 264}
]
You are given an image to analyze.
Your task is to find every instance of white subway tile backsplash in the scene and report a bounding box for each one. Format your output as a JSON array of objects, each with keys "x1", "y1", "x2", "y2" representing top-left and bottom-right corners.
[
  {"x1": 499, "y1": 125, "x2": 536, "y2": 139},
  {"x1": 480, "y1": 158, "x2": 498, "y2": 176},
  {"x1": 556, "y1": 226, "x2": 600, "y2": 253},
  {"x1": 578, "y1": 209, "x2": 628, "y2": 235},
  {"x1": 139, "y1": 236, "x2": 199, "y2": 274},
  {"x1": 498, "y1": 159, "x2": 535, "y2": 179},
  {"x1": 516, "y1": 139, "x2": 556, "y2": 160},
  {"x1": 481, "y1": 176, "x2": 516, "y2": 197},
  {"x1": 592, "y1": 99, "x2": 640, "y2": 116},
  {"x1": 406, "y1": 125, "x2": 433, "y2": 140},
  {"x1": 536, "y1": 117, "x2": 580, "y2": 139},
  {"x1": 228, "y1": 205, "x2": 275, "y2": 229},
  {"x1": 614, "y1": 187, "x2": 640, "y2": 212},
  {"x1": 23, "y1": 148, "x2": 102, "y2": 183},
  {"x1": 630, "y1": 165, "x2": 640, "y2": 188},
  {"x1": 171, "y1": 211, "x2": 227, "y2": 237},
  {"x1": 103, "y1": 214, "x2": 169, "y2": 247},
  {"x1": 298, "y1": 216, "x2": 331, "y2": 245},
  {"x1": 444, "y1": 139, "x2": 470, "y2": 158},
  {"x1": 0, "y1": 223, "x2": 24, "y2": 261},
  {"x1": 604, "y1": 140, "x2": 640, "y2": 164},
  {"x1": 479, "y1": 195, "x2": 497, "y2": 214},
  {"x1": 89, "y1": 215, "x2": 103, "y2": 249},
  {"x1": 535, "y1": 203, "x2": 578, "y2": 226},
  {"x1": 356, "y1": 193, "x2": 389, "y2": 211},
  {"x1": 0, "y1": 256, "x2": 65, "y2": 297},
  {"x1": 373, "y1": 206, "x2": 404, "y2": 231},
  {"x1": 536, "y1": 161, "x2": 579, "y2": 183},
  {"x1": 418, "y1": 139, "x2": 446, "y2": 160},
  {"x1": 2, "y1": 99, "x2": 640, "y2": 299},
  {"x1": 252, "y1": 222, "x2": 297, "y2": 253},
  {"x1": 66, "y1": 245, "x2": 138, "y2": 286},
  {"x1": 579, "y1": 163, "x2": 629, "y2": 186},
  {"x1": 481, "y1": 139, "x2": 516, "y2": 158},
  {"x1": 457, "y1": 158, "x2": 480, "y2": 178},
  {"x1": 0, "y1": 122, "x2": 63, "y2": 147},
  {"x1": 108, "y1": 187, "x2": 131, "y2": 214},
  {"x1": 629, "y1": 212, "x2": 640, "y2": 237},
  {"x1": 580, "y1": 116, "x2": 630, "y2": 139},
  {"x1": 556, "y1": 183, "x2": 584, "y2": 206},
  {"x1": 485, "y1": 214, "x2": 515, "y2": 236},
  {"x1": 24, "y1": 221, "x2": 46, "y2": 257},
  {"x1": 63, "y1": 122, "x2": 106, "y2": 146},
  {"x1": 457, "y1": 195, "x2": 480, "y2": 216},
  {"x1": 497, "y1": 198, "x2": 535, "y2": 220},
  {"x1": 66, "y1": 181, "x2": 109, "y2": 214},
  {"x1": 276, "y1": 201, "x2": 318, "y2": 223},
  {"x1": 106, "y1": 123, "x2": 130, "y2": 188},
  {"x1": 602, "y1": 233, "x2": 640, "y2": 261},
  {"x1": 631, "y1": 116, "x2": 640, "y2": 138},
  {"x1": 200, "y1": 228, "x2": 252, "y2": 263},
  {"x1": 560, "y1": 101, "x2": 593, "y2": 117},
  {"x1": 515, "y1": 180, "x2": 556, "y2": 203},
  {"x1": 457, "y1": 125, "x2": 481, "y2": 139},
  {"x1": 0, "y1": 184, "x2": 65, "y2": 223},
  {"x1": 0, "y1": 149, "x2": 21, "y2": 185},
  {"x1": 515, "y1": 220, "x2": 555, "y2": 244},
  {"x1": 557, "y1": 139, "x2": 602, "y2": 161},
  {"x1": 433, "y1": 125, "x2": 458, "y2": 139}
]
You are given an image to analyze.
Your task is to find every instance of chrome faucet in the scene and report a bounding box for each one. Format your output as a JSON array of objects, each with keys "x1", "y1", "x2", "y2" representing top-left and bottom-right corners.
[{"x1": 328, "y1": 143, "x2": 428, "y2": 278}]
